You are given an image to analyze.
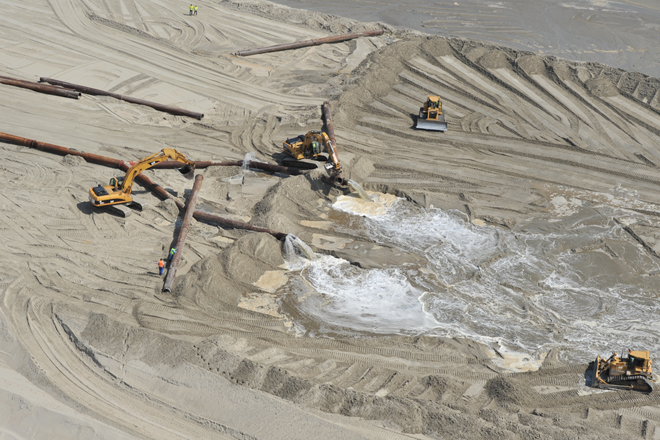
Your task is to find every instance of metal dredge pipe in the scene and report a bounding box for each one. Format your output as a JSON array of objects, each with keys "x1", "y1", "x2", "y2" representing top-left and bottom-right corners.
[
  {"x1": 0, "y1": 131, "x2": 289, "y2": 240},
  {"x1": 321, "y1": 101, "x2": 346, "y2": 185},
  {"x1": 0, "y1": 76, "x2": 81, "y2": 99},
  {"x1": 0, "y1": 132, "x2": 302, "y2": 176},
  {"x1": 141, "y1": 160, "x2": 307, "y2": 175},
  {"x1": 39, "y1": 77, "x2": 204, "y2": 120},
  {"x1": 234, "y1": 29, "x2": 384, "y2": 56},
  {"x1": 121, "y1": 164, "x2": 289, "y2": 240},
  {"x1": 189, "y1": 210, "x2": 288, "y2": 240},
  {"x1": 162, "y1": 174, "x2": 203, "y2": 293},
  {"x1": 0, "y1": 131, "x2": 123, "y2": 168}
]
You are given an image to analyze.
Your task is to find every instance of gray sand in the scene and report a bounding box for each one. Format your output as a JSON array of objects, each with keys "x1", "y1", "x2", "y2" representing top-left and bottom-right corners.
[{"x1": 2, "y1": 0, "x2": 660, "y2": 438}]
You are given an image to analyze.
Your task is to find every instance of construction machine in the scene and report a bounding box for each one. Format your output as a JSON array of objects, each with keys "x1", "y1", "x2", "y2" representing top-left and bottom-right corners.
[
  {"x1": 283, "y1": 131, "x2": 342, "y2": 175},
  {"x1": 89, "y1": 148, "x2": 195, "y2": 216},
  {"x1": 416, "y1": 95, "x2": 447, "y2": 131},
  {"x1": 592, "y1": 350, "x2": 654, "y2": 393}
]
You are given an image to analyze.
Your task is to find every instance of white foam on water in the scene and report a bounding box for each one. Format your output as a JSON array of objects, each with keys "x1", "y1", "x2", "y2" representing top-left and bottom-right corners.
[
  {"x1": 294, "y1": 255, "x2": 438, "y2": 334},
  {"x1": 319, "y1": 195, "x2": 660, "y2": 363}
]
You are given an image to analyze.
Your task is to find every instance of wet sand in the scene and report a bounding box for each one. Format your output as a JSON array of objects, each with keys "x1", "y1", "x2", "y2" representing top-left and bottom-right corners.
[{"x1": 2, "y1": 0, "x2": 660, "y2": 438}]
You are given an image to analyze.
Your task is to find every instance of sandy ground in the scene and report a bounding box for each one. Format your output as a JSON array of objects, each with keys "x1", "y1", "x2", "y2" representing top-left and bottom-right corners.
[{"x1": 3, "y1": 0, "x2": 660, "y2": 438}]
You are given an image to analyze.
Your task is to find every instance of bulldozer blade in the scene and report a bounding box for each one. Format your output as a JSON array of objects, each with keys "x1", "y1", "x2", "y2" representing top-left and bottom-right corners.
[
  {"x1": 415, "y1": 120, "x2": 447, "y2": 131},
  {"x1": 177, "y1": 164, "x2": 195, "y2": 179}
]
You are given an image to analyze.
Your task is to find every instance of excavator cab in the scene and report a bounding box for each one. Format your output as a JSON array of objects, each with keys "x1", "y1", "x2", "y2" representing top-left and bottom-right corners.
[
  {"x1": 309, "y1": 141, "x2": 322, "y2": 157},
  {"x1": 109, "y1": 176, "x2": 124, "y2": 189}
]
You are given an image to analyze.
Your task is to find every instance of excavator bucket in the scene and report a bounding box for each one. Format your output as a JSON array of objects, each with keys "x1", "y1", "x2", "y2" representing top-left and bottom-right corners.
[{"x1": 177, "y1": 164, "x2": 195, "y2": 179}]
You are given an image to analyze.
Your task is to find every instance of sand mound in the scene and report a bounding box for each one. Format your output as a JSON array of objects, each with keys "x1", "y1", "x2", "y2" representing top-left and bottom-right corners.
[
  {"x1": 516, "y1": 55, "x2": 548, "y2": 75},
  {"x1": 478, "y1": 50, "x2": 514, "y2": 70},
  {"x1": 584, "y1": 77, "x2": 621, "y2": 97},
  {"x1": 62, "y1": 154, "x2": 85, "y2": 167},
  {"x1": 485, "y1": 376, "x2": 540, "y2": 407},
  {"x1": 175, "y1": 232, "x2": 284, "y2": 308},
  {"x1": 251, "y1": 175, "x2": 322, "y2": 240},
  {"x1": 155, "y1": 198, "x2": 180, "y2": 222}
]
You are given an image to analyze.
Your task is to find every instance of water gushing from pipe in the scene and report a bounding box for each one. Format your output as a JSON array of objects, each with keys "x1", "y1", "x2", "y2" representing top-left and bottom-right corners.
[
  {"x1": 347, "y1": 179, "x2": 372, "y2": 201},
  {"x1": 283, "y1": 234, "x2": 317, "y2": 261},
  {"x1": 242, "y1": 152, "x2": 257, "y2": 173}
]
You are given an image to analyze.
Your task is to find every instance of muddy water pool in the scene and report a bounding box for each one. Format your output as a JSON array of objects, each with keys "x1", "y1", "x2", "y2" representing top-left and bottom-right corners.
[{"x1": 278, "y1": 188, "x2": 660, "y2": 365}]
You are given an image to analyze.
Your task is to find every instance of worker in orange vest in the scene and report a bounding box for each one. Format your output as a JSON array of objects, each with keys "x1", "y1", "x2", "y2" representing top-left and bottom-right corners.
[{"x1": 158, "y1": 259, "x2": 165, "y2": 275}]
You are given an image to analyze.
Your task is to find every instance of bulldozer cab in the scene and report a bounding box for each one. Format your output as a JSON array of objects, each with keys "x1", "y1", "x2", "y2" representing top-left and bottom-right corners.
[
  {"x1": 628, "y1": 350, "x2": 651, "y2": 372},
  {"x1": 427, "y1": 96, "x2": 442, "y2": 112}
]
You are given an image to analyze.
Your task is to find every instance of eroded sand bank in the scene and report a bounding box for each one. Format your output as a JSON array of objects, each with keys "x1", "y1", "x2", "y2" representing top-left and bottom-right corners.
[{"x1": 2, "y1": 0, "x2": 660, "y2": 438}]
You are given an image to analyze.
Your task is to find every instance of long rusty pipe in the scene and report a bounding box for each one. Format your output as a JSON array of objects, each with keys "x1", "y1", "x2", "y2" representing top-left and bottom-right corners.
[
  {"x1": 163, "y1": 174, "x2": 203, "y2": 293},
  {"x1": 0, "y1": 131, "x2": 123, "y2": 167},
  {"x1": 0, "y1": 131, "x2": 289, "y2": 240},
  {"x1": 322, "y1": 101, "x2": 346, "y2": 186},
  {"x1": 125, "y1": 166, "x2": 288, "y2": 240},
  {"x1": 39, "y1": 77, "x2": 204, "y2": 120},
  {"x1": 234, "y1": 29, "x2": 384, "y2": 57},
  {"x1": 0, "y1": 132, "x2": 303, "y2": 176},
  {"x1": 137, "y1": 160, "x2": 306, "y2": 175},
  {"x1": 0, "y1": 76, "x2": 81, "y2": 99}
]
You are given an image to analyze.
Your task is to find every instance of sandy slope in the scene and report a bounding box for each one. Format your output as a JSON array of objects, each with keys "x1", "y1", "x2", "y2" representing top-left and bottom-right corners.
[{"x1": 2, "y1": 0, "x2": 660, "y2": 438}]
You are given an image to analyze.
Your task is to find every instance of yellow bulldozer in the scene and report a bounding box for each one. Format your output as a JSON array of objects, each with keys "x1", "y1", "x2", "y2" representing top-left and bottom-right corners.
[
  {"x1": 592, "y1": 350, "x2": 654, "y2": 393},
  {"x1": 282, "y1": 130, "x2": 342, "y2": 175},
  {"x1": 416, "y1": 95, "x2": 447, "y2": 131},
  {"x1": 89, "y1": 148, "x2": 195, "y2": 217}
]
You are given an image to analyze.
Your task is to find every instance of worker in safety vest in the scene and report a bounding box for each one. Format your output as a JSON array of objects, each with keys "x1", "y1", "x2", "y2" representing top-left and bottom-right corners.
[
  {"x1": 189, "y1": 4, "x2": 193, "y2": 15},
  {"x1": 169, "y1": 247, "x2": 177, "y2": 261},
  {"x1": 158, "y1": 259, "x2": 165, "y2": 276},
  {"x1": 194, "y1": 5, "x2": 198, "y2": 15}
]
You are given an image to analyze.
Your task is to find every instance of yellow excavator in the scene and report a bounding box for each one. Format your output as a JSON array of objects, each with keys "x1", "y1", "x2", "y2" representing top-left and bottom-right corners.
[
  {"x1": 416, "y1": 95, "x2": 447, "y2": 131},
  {"x1": 592, "y1": 350, "x2": 654, "y2": 393},
  {"x1": 89, "y1": 148, "x2": 195, "y2": 217},
  {"x1": 282, "y1": 131, "x2": 342, "y2": 175}
]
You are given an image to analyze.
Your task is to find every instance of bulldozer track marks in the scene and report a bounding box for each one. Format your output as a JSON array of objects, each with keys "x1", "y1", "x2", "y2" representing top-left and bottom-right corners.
[
  {"x1": 5, "y1": 0, "x2": 660, "y2": 435},
  {"x1": 339, "y1": 42, "x2": 660, "y2": 213}
]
